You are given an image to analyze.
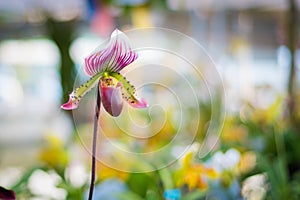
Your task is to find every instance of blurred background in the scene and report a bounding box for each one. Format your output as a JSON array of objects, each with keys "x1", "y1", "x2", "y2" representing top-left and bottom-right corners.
[{"x1": 0, "y1": 0, "x2": 300, "y2": 199}]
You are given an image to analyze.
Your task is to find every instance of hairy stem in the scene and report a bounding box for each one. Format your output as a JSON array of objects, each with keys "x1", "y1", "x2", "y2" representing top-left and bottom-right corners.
[{"x1": 88, "y1": 83, "x2": 101, "y2": 200}]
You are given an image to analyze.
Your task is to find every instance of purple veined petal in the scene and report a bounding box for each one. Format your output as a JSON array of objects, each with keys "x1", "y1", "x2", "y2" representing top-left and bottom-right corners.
[
  {"x1": 84, "y1": 29, "x2": 138, "y2": 77},
  {"x1": 61, "y1": 73, "x2": 102, "y2": 110},
  {"x1": 100, "y1": 80, "x2": 123, "y2": 117},
  {"x1": 0, "y1": 186, "x2": 16, "y2": 200}
]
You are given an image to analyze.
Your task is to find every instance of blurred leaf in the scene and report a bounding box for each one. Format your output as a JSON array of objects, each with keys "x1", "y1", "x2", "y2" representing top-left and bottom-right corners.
[
  {"x1": 258, "y1": 155, "x2": 297, "y2": 199},
  {"x1": 11, "y1": 167, "x2": 37, "y2": 194},
  {"x1": 181, "y1": 189, "x2": 205, "y2": 200},
  {"x1": 146, "y1": 189, "x2": 161, "y2": 200},
  {"x1": 291, "y1": 171, "x2": 300, "y2": 195},
  {"x1": 159, "y1": 168, "x2": 173, "y2": 190},
  {"x1": 58, "y1": 181, "x2": 84, "y2": 200},
  {"x1": 118, "y1": 191, "x2": 144, "y2": 200},
  {"x1": 127, "y1": 173, "x2": 157, "y2": 197}
]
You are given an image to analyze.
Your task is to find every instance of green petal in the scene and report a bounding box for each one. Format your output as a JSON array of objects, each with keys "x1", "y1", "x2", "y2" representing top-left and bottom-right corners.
[
  {"x1": 61, "y1": 73, "x2": 102, "y2": 110},
  {"x1": 109, "y1": 72, "x2": 148, "y2": 108}
]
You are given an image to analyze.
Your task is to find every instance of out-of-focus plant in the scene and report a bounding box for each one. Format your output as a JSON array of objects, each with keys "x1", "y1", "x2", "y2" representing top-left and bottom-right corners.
[
  {"x1": 6, "y1": 133, "x2": 89, "y2": 200},
  {"x1": 239, "y1": 94, "x2": 300, "y2": 199},
  {"x1": 8, "y1": 90, "x2": 300, "y2": 199}
]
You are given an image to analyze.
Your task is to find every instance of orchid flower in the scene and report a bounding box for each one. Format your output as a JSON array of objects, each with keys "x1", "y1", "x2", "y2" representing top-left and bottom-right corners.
[
  {"x1": 61, "y1": 29, "x2": 147, "y2": 200},
  {"x1": 61, "y1": 29, "x2": 148, "y2": 116},
  {"x1": 0, "y1": 186, "x2": 16, "y2": 200}
]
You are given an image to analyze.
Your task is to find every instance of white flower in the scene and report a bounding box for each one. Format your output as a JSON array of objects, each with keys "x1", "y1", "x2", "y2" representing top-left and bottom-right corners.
[{"x1": 208, "y1": 148, "x2": 241, "y2": 172}]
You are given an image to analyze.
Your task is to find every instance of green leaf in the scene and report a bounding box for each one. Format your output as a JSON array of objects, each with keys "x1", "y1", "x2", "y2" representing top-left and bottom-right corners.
[
  {"x1": 158, "y1": 168, "x2": 173, "y2": 190},
  {"x1": 181, "y1": 189, "x2": 205, "y2": 200},
  {"x1": 127, "y1": 173, "x2": 156, "y2": 197},
  {"x1": 146, "y1": 189, "x2": 161, "y2": 200},
  {"x1": 118, "y1": 191, "x2": 144, "y2": 200}
]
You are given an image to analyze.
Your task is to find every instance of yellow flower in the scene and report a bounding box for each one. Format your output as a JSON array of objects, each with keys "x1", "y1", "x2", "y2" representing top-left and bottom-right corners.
[
  {"x1": 131, "y1": 5, "x2": 153, "y2": 28},
  {"x1": 175, "y1": 152, "x2": 218, "y2": 190},
  {"x1": 39, "y1": 134, "x2": 69, "y2": 169},
  {"x1": 249, "y1": 96, "x2": 283, "y2": 126},
  {"x1": 96, "y1": 162, "x2": 128, "y2": 181},
  {"x1": 221, "y1": 118, "x2": 248, "y2": 143},
  {"x1": 182, "y1": 151, "x2": 193, "y2": 169}
]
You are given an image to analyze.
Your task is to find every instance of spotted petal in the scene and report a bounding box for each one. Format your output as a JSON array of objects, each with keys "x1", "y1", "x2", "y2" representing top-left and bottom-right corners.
[
  {"x1": 109, "y1": 72, "x2": 148, "y2": 108},
  {"x1": 85, "y1": 29, "x2": 138, "y2": 76},
  {"x1": 61, "y1": 73, "x2": 102, "y2": 110}
]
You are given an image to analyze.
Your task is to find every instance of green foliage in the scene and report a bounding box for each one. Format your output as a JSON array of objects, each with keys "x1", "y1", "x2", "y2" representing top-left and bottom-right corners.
[
  {"x1": 126, "y1": 173, "x2": 159, "y2": 198},
  {"x1": 5, "y1": 89, "x2": 300, "y2": 200},
  {"x1": 181, "y1": 189, "x2": 205, "y2": 200}
]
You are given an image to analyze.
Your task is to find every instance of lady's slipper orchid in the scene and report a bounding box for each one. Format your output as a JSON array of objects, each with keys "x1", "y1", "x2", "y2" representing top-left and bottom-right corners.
[
  {"x1": 61, "y1": 29, "x2": 148, "y2": 200},
  {"x1": 61, "y1": 29, "x2": 148, "y2": 116}
]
